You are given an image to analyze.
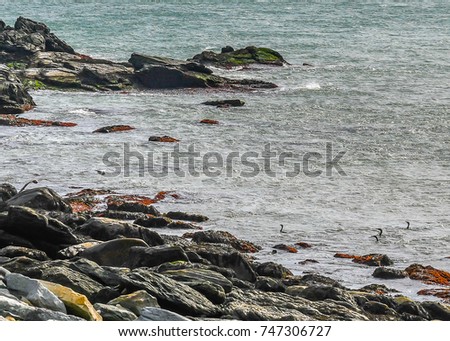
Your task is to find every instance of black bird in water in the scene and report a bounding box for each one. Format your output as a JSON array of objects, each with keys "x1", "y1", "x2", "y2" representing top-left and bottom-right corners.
[
  {"x1": 280, "y1": 224, "x2": 287, "y2": 233},
  {"x1": 370, "y1": 235, "x2": 379, "y2": 242},
  {"x1": 376, "y1": 228, "x2": 383, "y2": 237},
  {"x1": 19, "y1": 180, "x2": 38, "y2": 193},
  {"x1": 406, "y1": 221, "x2": 410, "y2": 229}
]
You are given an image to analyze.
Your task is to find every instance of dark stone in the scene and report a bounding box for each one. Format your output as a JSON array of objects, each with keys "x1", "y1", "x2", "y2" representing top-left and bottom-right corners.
[
  {"x1": 107, "y1": 201, "x2": 160, "y2": 215},
  {"x1": 287, "y1": 285, "x2": 356, "y2": 306},
  {"x1": 0, "y1": 246, "x2": 49, "y2": 261},
  {"x1": 187, "y1": 281, "x2": 226, "y2": 304},
  {"x1": 295, "y1": 273, "x2": 345, "y2": 289},
  {"x1": 99, "y1": 210, "x2": 146, "y2": 221},
  {"x1": 129, "y1": 53, "x2": 212, "y2": 74},
  {"x1": 221, "y1": 46, "x2": 234, "y2": 53},
  {"x1": 0, "y1": 65, "x2": 35, "y2": 114},
  {"x1": 372, "y1": 267, "x2": 408, "y2": 279},
  {"x1": 93, "y1": 125, "x2": 135, "y2": 133},
  {"x1": 395, "y1": 301, "x2": 431, "y2": 320},
  {"x1": 202, "y1": 99, "x2": 245, "y2": 107},
  {"x1": 0, "y1": 184, "x2": 17, "y2": 202},
  {"x1": 255, "y1": 276, "x2": 285, "y2": 292},
  {"x1": 0, "y1": 21, "x2": 5, "y2": 32},
  {"x1": 5, "y1": 206, "x2": 79, "y2": 256},
  {"x1": 78, "y1": 217, "x2": 164, "y2": 246},
  {"x1": 166, "y1": 221, "x2": 202, "y2": 230},
  {"x1": 126, "y1": 246, "x2": 190, "y2": 269},
  {"x1": 190, "y1": 230, "x2": 260, "y2": 253},
  {"x1": 94, "y1": 303, "x2": 137, "y2": 321},
  {"x1": 6, "y1": 187, "x2": 72, "y2": 212},
  {"x1": 165, "y1": 211, "x2": 209, "y2": 222},
  {"x1": 138, "y1": 307, "x2": 190, "y2": 321},
  {"x1": 420, "y1": 301, "x2": 450, "y2": 321},
  {"x1": 125, "y1": 268, "x2": 219, "y2": 317},
  {"x1": 134, "y1": 216, "x2": 171, "y2": 228},
  {"x1": 256, "y1": 262, "x2": 293, "y2": 279},
  {"x1": 14, "y1": 17, "x2": 50, "y2": 34},
  {"x1": 0, "y1": 230, "x2": 35, "y2": 249},
  {"x1": 362, "y1": 301, "x2": 394, "y2": 315},
  {"x1": 135, "y1": 66, "x2": 209, "y2": 89},
  {"x1": 79, "y1": 238, "x2": 149, "y2": 267},
  {"x1": 161, "y1": 268, "x2": 233, "y2": 293}
]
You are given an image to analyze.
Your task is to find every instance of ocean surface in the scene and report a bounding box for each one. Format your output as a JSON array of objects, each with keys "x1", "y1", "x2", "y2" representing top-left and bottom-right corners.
[{"x1": 1, "y1": 1, "x2": 449, "y2": 300}]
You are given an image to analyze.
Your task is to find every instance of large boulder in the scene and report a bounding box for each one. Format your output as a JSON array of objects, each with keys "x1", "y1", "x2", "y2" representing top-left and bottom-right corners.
[
  {"x1": 0, "y1": 65, "x2": 35, "y2": 114},
  {"x1": 126, "y1": 246, "x2": 190, "y2": 269},
  {"x1": 6, "y1": 187, "x2": 72, "y2": 212}
]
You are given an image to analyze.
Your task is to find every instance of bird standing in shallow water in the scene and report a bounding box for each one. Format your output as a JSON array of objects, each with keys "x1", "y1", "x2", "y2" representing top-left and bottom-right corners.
[
  {"x1": 280, "y1": 224, "x2": 287, "y2": 233},
  {"x1": 406, "y1": 221, "x2": 410, "y2": 229}
]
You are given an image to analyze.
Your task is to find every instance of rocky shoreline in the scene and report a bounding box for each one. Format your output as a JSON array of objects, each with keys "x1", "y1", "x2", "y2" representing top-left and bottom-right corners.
[
  {"x1": 1, "y1": 17, "x2": 284, "y2": 116},
  {"x1": 0, "y1": 184, "x2": 449, "y2": 321}
]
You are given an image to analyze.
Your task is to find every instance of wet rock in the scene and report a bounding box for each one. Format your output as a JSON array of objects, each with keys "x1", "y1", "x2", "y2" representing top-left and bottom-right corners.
[
  {"x1": 292, "y1": 274, "x2": 346, "y2": 289},
  {"x1": 405, "y1": 263, "x2": 450, "y2": 285},
  {"x1": 78, "y1": 217, "x2": 164, "y2": 246},
  {"x1": 5, "y1": 273, "x2": 66, "y2": 313},
  {"x1": 0, "y1": 183, "x2": 17, "y2": 202},
  {"x1": 5, "y1": 206, "x2": 79, "y2": 256},
  {"x1": 187, "y1": 244, "x2": 257, "y2": 282},
  {"x1": 0, "y1": 246, "x2": 49, "y2": 261},
  {"x1": 165, "y1": 211, "x2": 209, "y2": 223},
  {"x1": 221, "y1": 46, "x2": 234, "y2": 53},
  {"x1": 148, "y1": 135, "x2": 180, "y2": 143},
  {"x1": 421, "y1": 301, "x2": 450, "y2": 321},
  {"x1": 107, "y1": 290, "x2": 159, "y2": 316},
  {"x1": 0, "y1": 65, "x2": 35, "y2": 114},
  {"x1": 372, "y1": 267, "x2": 407, "y2": 279},
  {"x1": 125, "y1": 268, "x2": 219, "y2": 317},
  {"x1": 298, "y1": 259, "x2": 319, "y2": 265},
  {"x1": 40, "y1": 280, "x2": 102, "y2": 321},
  {"x1": 79, "y1": 238, "x2": 149, "y2": 267},
  {"x1": 166, "y1": 221, "x2": 203, "y2": 230},
  {"x1": 200, "y1": 119, "x2": 219, "y2": 125},
  {"x1": 255, "y1": 276, "x2": 285, "y2": 292},
  {"x1": 295, "y1": 241, "x2": 312, "y2": 249},
  {"x1": 0, "y1": 294, "x2": 81, "y2": 321},
  {"x1": 93, "y1": 125, "x2": 135, "y2": 133},
  {"x1": 56, "y1": 241, "x2": 102, "y2": 259},
  {"x1": 126, "y1": 245, "x2": 190, "y2": 269},
  {"x1": 273, "y1": 244, "x2": 298, "y2": 253},
  {"x1": 202, "y1": 99, "x2": 245, "y2": 107},
  {"x1": 94, "y1": 303, "x2": 137, "y2": 321},
  {"x1": 187, "y1": 281, "x2": 226, "y2": 304},
  {"x1": 101, "y1": 210, "x2": 146, "y2": 221},
  {"x1": 138, "y1": 307, "x2": 190, "y2": 321},
  {"x1": 287, "y1": 285, "x2": 356, "y2": 306},
  {"x1": 255, "y1": 262, "x2": 293, "y2": 279},
  {"x1": 0, "y1": 114, "x2": 77, "y2": 127},
  {"x1": 358, "y1": 283, "x2": 399, "y2": 294},
  {"x1": 362, "y1": 301, "x2": 395, "y2": 316},
  {"x1": 107, "y1": 198, "x2": 161, "y2": 215},
  {"x1": 418, "y1": 288, "x2": 450, "y2": 303},
  {"x1": 191, "y1": 46, "x2": 287, "y2": 67},
  {"x1": 395, "y1": 301, "x2": 431, "y2": 320},
  {"x1": 134, "y1": 216, "x2": 171, "y2": 228},
  {"x1": 161, "y1": 268, "x2": 233, "y2": 293},
  {"x1": 6, "y1": 187, "x2": 72, "y2": 212},
  {"x1": 334, "y1": 253, "x2": 394, "y2": 266},
  {"x1": 189, "y1": 230, "x2": 260, "y2": 253}
]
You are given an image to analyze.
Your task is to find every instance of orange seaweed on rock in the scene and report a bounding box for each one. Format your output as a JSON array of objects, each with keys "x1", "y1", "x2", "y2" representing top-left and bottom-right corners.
[
  {"x1": 273, "y1": 244, "x2": 298, "y2": 253},
  {"x1": 295, "y1": 242, "x2": 312, "y2": 249},
  {"x1": 93, "y1": 125, "x2": 135, "y2": 133},
  {"x1": 148, "y1": 135, "x2": 179, "y2": 143},
  {"x1": 405, "y1": 264, "x2": 450, "y2": 286},
  {"x1": 417, "y1": 288, "x2": 450, "y2": 303},
  {"x1": 200, "y1": 119, "x2": 219, "y2": 125},
  {"x1": 334, "y1": 253, "x2": 393, "y2": 266},
  {"x1": 334, "y1": 253, "x2": 355, "y2": 259},
  {"x1": 0, "y1": 114, "x2": 77, "y2": 127},
  {"x1": 69, "y1": 200, "x2": 95, "y2": 213}
]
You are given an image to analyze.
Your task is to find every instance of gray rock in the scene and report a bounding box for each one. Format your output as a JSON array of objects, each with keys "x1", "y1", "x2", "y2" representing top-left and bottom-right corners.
[
  {"x1": 5, "y1": 272, "x2": 66, "y2": 313},
  {"x1": 0, "y1": 65, "x2": 35, "y2": 114},
  {"x1": 127, "y1": 245, "x2": 190, "y2": 269},
  {"x1": 161, "y1": 268, "x2": 233, "y2": 293},
  {"x1": 0, "y1": 294, "x2": 81, "y2": 321},
  {"x1": 7, "y1": 187, "x2": 72, "y2": 212},
  {"x1": 94, "y1": 303, "x2": 137, "y2": 321},
  {"x1": 78, "y1": 217, "x2": 164, "y2": 246},
  {"x1": 0, "y1": 246, "x2": 49, "y2": 261},
  {"x1": 186, "y1": 281, "x2": 226, "y2": 304},
  {"x1": 372, "y1": 267, "x2": 408, "y2": 279},
  {"x1": 5, "y1": 206, "x2": 79, "y2": 256},
  {"x1": 0, "y1": 183, "x2": 17, "y2": 202},
  {"x1": 202, "y1": 99, "x2": 245, "y2": 107},
  {"x1": 79, "y1": 238, "x2": 149, "y2": 267},
  {"x1": 256, "y1": 262, "x2": 293, "y2": 279},
  {"x1": 107, "y1": 290, "x2": 159, "y2": 316},
  {"x1": 362, "y1": 301, "x2": 395, "y2": 316},
  {"x1": 187, "y1": 244, "x2": 257, "y2": 282},
  {"x1": 138, "y1": 307, "x2": 190, "y2": 321},
  {"x1": 164, "y1": 211, "x2": 209, "y2": 222},
  {"x1": 126, "y1": 268, "x2": 219, "y2": 317},
  {"x1": 255, "y1": 276, "x2": 285, "y2": 292}
]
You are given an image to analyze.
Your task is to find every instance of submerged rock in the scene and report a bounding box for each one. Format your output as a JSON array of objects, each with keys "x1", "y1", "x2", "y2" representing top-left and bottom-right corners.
[
  {"x1": 200, "y1": 119, "x2": 219, "y2": 125},
  {"x1": 93, "y1": 125, "x2": 135, "y2": 133},
  {"x1": 202, "y1": 99, "x2": 245, "y2": 107},
  {"x1": 148, "y1": 135, "x2": 180, "y2": 143}
]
